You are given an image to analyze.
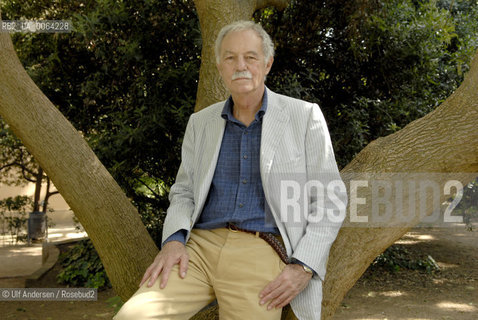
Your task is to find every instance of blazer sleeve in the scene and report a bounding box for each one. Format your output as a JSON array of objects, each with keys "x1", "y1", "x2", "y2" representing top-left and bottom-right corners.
[
  {"x1": 291, "y1": 104, "x2": 348, "y2": 281},
  {"x1": 161, "y1": 113, "x2": 197, "y2": 243}
]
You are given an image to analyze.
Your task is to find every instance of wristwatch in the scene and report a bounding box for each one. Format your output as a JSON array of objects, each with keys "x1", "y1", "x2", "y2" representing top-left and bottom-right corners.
[{"x1": 301, "y1": 264, "x2": 314, "y2": 275}]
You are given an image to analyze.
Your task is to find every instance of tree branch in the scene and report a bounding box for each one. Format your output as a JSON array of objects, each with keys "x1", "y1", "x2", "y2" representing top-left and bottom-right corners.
[
  {"x1": 18, "y1": 162, "x2": 36, "y2": 182},
  {"x1": 0, "y1": 161, "x2": 36, "y2": 182},
  {"x1": 136, "y1": 177, "x2": 161, "y2": 199},
  {"x1": 0, "y1": 162, "x2": 17, "y2": 172}
]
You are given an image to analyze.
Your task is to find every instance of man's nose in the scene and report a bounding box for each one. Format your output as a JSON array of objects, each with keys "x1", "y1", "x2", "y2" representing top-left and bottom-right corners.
[{"x1": 235, "y1": 56, "x2": 247, "y2": 70}]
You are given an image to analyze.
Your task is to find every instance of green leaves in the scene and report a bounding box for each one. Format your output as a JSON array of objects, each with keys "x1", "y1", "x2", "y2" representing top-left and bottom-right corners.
[
  {"x1": 57, "y1": 239, "x2": 111, "y2": 290},
  {"x1": 257, "y1": 0, "x2": 478, "y2": 168},
  {"x1": 372, "y1": 244, "x2": 440, "y2": 273}
]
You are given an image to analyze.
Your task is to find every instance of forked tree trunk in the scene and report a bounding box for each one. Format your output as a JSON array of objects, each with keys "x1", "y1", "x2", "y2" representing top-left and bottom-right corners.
[{"x1": 1, "y1": 3, "x2": 477, "y2": 319}]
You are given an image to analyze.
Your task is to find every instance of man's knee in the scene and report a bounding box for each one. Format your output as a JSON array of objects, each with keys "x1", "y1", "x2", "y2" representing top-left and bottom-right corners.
[
  {"x1": 113, "y1": 288, "x2": 159, "y2": 320},
  {"x1": 113, "y1": 299, "x2": 138, "y2": 320}
]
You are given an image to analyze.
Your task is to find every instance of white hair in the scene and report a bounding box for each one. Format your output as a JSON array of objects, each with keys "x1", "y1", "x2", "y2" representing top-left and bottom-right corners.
[{"x1": 214, "y1": 20, "x2": 275, "y2": 65}]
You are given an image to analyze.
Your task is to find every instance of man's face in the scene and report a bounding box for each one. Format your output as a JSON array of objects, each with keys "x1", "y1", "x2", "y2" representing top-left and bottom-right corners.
[{"x1": 217, "y1": 29, "x2": 273, "y2": 96}]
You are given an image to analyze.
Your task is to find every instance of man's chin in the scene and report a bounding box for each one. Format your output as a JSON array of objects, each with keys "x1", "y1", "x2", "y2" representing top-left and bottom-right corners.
[{"x1": 229, "y1": 86, "x2": 254, "y2": 94}]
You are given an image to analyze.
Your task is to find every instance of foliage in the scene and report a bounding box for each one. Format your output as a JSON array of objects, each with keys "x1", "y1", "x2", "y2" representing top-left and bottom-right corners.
[
  {"x1": 1, "y1": 0, "x2": 200, "y2": 244},
  {"x1": 56, "y1": 239, "x2": 111, "y2": 290},
  {"x1": 371, "y1": 244, "x2": 440, "y2": 273},
  {"x1": 256, "y1": 0, "x2": 478, "y2": 168},
  {"x1": 0, "y1": 116, "x2": 58, "y2": 213},
  {"x1": 0, "y1": 195, "x2": 32, "y2": 244},
  {"x1": 0, "y1": 120, "x2": 39, "y2": 185}
]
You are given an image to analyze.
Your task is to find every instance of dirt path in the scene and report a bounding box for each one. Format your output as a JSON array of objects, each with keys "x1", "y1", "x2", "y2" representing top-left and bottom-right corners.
[
  {"x1": 333, "y1": 225, "x2": 478, "y2": 320},
  {"x1": 0, "y1": 225, "x2": 476, "y2": 319},
  {"x1": 0, "y1": 244, "x2": 118, "y2": 320}
]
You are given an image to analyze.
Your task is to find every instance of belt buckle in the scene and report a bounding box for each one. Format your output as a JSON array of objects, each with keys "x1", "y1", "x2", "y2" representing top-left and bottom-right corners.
[{"x1": 228, "y1": 223, "x2": 239, "y2": 233}]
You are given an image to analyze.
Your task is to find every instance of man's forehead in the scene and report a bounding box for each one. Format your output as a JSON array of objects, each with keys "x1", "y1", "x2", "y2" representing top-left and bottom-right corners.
[
  {"x1": 220, "y1": 30, "x2": 263, "y2": 53},
  {"x1": 223, "y1": 49, "x2": 260, "y2": 56}
]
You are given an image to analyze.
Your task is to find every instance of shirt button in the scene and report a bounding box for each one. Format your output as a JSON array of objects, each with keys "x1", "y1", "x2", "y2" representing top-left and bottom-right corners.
[
  {"x1": 242, "y1": 179, "x2": 247, "y2": 184},
  {"x1": 239, "y1": 203, "x2": 244, "y2": 208},
  {"x1": 243, "y1": 154, "x2": 248, "y2": 159},
  {"x1": 243, "y1": 131, "x2": 248, "y2": 135}
]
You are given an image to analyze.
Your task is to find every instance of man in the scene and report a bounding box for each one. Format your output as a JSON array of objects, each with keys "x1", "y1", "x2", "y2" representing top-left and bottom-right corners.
[{"x1": 115, "y1": 20, "x2": 347, "y2": 320}]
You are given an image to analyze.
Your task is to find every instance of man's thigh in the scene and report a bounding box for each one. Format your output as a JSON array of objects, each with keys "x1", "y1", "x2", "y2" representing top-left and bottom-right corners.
[
  {"x1": 213, "y1": 230, "x2": 286, "y2": 320},
  {"x1": 113, "y1": 238, "x2": 215, "y2": 320}
]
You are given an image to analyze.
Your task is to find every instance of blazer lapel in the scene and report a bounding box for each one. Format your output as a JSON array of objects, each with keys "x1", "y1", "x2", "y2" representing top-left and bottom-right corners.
[
  {"x1": 260, "y1": 89, "x2": 290, "y2": 186},
  {"x1": 194, "y1": 109, "x2": 226, "y2": 216}
]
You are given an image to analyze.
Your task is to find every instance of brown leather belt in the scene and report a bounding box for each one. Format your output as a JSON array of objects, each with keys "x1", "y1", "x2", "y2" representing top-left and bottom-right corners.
[{"x1": 227, "y1": 223, "x2": 289, "y2": 264}]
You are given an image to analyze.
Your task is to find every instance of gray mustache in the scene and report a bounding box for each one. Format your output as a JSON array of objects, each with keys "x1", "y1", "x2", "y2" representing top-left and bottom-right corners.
[{"x1": 232, "y1": 71, "x2": 253, "y2": 80}]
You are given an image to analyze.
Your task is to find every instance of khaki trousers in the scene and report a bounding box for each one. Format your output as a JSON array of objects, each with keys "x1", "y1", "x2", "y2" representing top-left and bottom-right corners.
[{"x1": 114, "y1": 228, "x2": 286, "y2": 320}]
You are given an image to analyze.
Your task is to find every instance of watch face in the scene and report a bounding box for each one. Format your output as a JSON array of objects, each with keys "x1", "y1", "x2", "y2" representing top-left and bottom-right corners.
[{"x1": 303, "y1": 265, "x2": 313, "y2": 274}]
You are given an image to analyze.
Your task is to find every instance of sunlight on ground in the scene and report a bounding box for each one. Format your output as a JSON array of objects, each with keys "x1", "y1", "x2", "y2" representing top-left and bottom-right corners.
[
  {"x1": 432, "y1": 278, "x2": 445, "y2": 285},
  {"x1": 379, "y1": 290, "x2": 405, "y2": 297},
  {"x1": 47, "y1": 231, "x2": 87, "y2": 239},
  {"x1": 436, "y1": 301, "x2": 477, "y2": 312},
  {"x1": 363, "y1": 290, "x2": 407, "y2": 298},
  {"x1": 65, "y1": 232, "x2": 87, "y2": 238},
  {"x1": 436, "y1": 261, "x2": 460, "y2": 269},
  {"x1": 414, "y1": 234, "x2": 435, "y2": 240},
  {"x1": 47, "y1": 226, "x2": 87, "y2": 240},
  {"x1": 397, "y1": 233, "x2": 437, "y2": 245},
  {"x1": 6, "y1": 247, "x2": 41, "y2": 255}
]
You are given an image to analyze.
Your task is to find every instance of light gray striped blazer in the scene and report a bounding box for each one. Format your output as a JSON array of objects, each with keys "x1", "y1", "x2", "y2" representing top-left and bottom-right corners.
[{"x1": 162, "y1": 88, "x2": 347, "y2": 319}]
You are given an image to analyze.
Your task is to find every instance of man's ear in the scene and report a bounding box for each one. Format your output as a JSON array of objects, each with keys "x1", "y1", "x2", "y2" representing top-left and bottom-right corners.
[{"x1": 265, "y1": 57, "x2": 274, "y2": 75}]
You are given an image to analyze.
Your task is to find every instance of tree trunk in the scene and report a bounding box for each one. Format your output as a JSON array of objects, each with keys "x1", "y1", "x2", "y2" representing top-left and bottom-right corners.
[
  {"x1": 0, "y1": 13, "x2": 159, "y2": 301},
  {"x1": 1, "y1": 4, "x2": 477, "y2": 320},
  {"x1": 32, "y1": 167, "x2": 43, "y2": 212},
  {"x1": 42, "y1": 177, "x2": 59, "y2": 213}
]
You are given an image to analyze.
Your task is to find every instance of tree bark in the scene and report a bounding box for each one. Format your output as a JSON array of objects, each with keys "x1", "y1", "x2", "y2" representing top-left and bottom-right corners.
[
  {"x1": 32, "y1": 167, "x2": 43, "y2": 212},
  {"x1": 0, "y1": 13, "x2": 159, "y2": 301},
  {"x1": 1, "y1": 4, "x2": 477, "y2": 320}
]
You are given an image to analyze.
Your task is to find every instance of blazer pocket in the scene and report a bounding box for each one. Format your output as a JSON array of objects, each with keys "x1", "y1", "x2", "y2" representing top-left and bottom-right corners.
[{"x1": 272, "y1": 155, "x2": 305, "y2": 173}]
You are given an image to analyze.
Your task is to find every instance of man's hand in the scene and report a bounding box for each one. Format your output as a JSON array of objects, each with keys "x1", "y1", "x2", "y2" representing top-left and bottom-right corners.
[
  {"x1": 139, "y1": 241, "x2": 189, "y2": 289},
  {"x1": 259, "y1": 264, "x2": 312, "y2": 310}
]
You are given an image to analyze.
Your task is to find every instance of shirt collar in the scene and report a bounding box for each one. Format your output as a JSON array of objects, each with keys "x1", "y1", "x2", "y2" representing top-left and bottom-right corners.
[{"x1": 221, "y1": 88, "x2": 268, "y2": 122}]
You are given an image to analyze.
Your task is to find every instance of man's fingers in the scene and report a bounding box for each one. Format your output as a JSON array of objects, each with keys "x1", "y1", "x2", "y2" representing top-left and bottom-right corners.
[
  {"x1": 260, "y1": 282, "x2": 283, "y2": 305},
  {"x1": 146, "y1": 262, "x2": 164, "y2": 287},
  {"x1": 267, "y1": 291, "x2": 290, "y2": 310},
  {"x1": 160, "y1": 265, "x2": 173, "y2": 289},
  {"x1": 259, "y1": 276, "x2": 281, "y2": 299},
  {"x1": 139, "y1": 269, "x2": 151, "y2": 287},
  {"x1": 139, "y1": 264, "x2": 156, "y2": 287},
  {"x1": 178, "y1": 255, "x2": 189, "y2": 278}
]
